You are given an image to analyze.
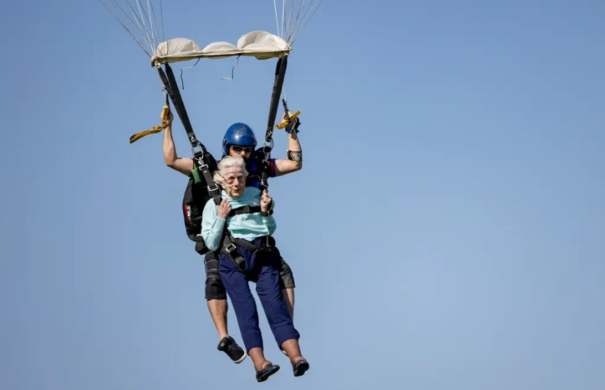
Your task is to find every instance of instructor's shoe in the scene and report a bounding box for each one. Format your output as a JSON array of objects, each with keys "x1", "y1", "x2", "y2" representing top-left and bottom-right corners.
[{"x1": 217, "y1": 336, "x2": 246, "y2": 364}]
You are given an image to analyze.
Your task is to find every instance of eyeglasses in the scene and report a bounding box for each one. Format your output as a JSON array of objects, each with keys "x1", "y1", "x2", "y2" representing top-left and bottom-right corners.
[
  {"x1": 224, "y1": 175, "x2": 245, "y2": 184},
  {"x1": 230, "y1": 145, "x2": 254, "y2": 153}
]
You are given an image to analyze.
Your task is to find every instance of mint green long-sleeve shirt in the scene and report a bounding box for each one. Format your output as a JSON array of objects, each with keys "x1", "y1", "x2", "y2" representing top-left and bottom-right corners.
[{"x1": 201, "y1": 187, "x2": 276, "y2": 252}]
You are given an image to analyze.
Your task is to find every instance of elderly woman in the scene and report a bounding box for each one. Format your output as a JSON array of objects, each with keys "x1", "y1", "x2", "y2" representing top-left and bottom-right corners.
[{"x1": 201, "y1": 156, "x2": 309, "y2": 382}]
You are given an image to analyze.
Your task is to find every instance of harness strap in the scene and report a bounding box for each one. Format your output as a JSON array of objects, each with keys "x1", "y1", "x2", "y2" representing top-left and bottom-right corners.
[
  {"x1": 192, "y1": 159, "x2": 221, "y2": 203},
  {"x1": 221, "y1": 235, "x2": 276, "y2": 271},
  {"x1": 228, "y1": 205, "x2": 262, "y2": 217}
]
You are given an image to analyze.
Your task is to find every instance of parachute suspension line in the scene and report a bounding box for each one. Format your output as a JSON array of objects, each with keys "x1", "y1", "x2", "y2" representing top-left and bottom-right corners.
[
  {"x1": 97, "y1": 0, "x2": 152, "y2": 56},
  {"x1": 273, "y1": 0, "x2": 281, "y2": 38},
  {"x1": 130, "y1": 0, "x2": 157, "y2": 54},
  {"x1": 282, "y1": 0, "x2": 287, "y2": 41},
  {"x1": 273, "y1": 1, "x2": 324, "y2": 44},
  {"x1": 146, "y1": 0, "x2": 163, "y2": 50},
  {"x1": 158, "y1": 0, "x2": 165, "y2": 45},
  {"x1": 97, "y1": 0, "x2": 166, "y2": 57},
  {"x1": 285, "y1": 2, "x2": 303, "y2": 45},
  {"x1": 117, "y1": 0, "x2": 153, "y2": 53},
  {"x1": 288, "y1": 2, "x2": 302, "y2": 44},
  {"x1": 287, "y1": 0, "x2": 296, "y2": 41},
  {"x1": 288, "y1": 0, "x2": 324, "y2": 45}
]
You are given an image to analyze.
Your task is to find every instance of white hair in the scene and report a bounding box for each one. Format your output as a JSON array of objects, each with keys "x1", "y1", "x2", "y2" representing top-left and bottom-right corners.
[{"x1": 213, "y1": 156, "x2": 248, "y2": 186}]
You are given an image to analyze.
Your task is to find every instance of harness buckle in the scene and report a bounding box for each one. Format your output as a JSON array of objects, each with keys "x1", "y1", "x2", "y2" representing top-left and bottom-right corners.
[
  {"x1": 191, "y1": 142, "x2": 204, "y2": 157},
  {"x1": 225, "y1": 243, "x2": 237, "y2": 254}
]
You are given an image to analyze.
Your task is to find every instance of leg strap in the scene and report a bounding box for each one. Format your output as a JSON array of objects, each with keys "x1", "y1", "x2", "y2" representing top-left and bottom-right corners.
[{"x1": 221, "y1": 235, "x2": 276, "y2": 271}]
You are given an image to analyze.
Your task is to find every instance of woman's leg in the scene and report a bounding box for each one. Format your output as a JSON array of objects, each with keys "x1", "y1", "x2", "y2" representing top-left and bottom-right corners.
[
  {"x1": 255, "y1": 252, "x2": 307, "y2": 369},
  {"x1": 219, "y1": 254, "x2": 276, "y2": 373}
]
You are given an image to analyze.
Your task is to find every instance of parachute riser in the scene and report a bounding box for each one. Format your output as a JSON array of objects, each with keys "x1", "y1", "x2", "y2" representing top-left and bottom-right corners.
[
  {"x1": 156, "y1": 64, "x2": 221, "y2": 203},
  {"x1": 264, "y1": 55, "x2": 289, "y2": 148},
  {"x1": 260, "y1": 55, "x2": 289, "y2": 191},
  {"x1": 157, "y1": 64, "x2": 206, "y2": 153}
]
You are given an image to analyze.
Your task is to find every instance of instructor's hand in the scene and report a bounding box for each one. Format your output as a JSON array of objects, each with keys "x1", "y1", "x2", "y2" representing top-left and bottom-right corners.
[{"x1": 161, "y1": 105, "x2": 173, "y2": 127}]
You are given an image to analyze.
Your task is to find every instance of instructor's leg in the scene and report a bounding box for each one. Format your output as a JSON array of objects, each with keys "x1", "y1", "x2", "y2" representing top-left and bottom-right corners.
[
  {"x1": 203, "y1": 250, "x2": 246, "y2": 363},
  {"x1": 279, "y1": 258, "x2": 296, "y2": 319},
  {"x1": 207, "y1": 300, "x2": 228, "y2": 339},
  {"x1": 204, "y1": 251, "x2": 229, "y2": 339}
]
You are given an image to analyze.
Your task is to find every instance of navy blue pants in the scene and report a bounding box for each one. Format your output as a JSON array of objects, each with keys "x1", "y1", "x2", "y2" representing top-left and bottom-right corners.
[{"x1": 219, "y1": 237, "x2": 299, "y2": 353}]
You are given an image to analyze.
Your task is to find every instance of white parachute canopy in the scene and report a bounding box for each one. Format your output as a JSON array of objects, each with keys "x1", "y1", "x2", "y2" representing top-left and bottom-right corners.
[
  {"x1": 99, "y1": 0, "x2": 323, "y2": 64},
  {"x1": 151, "y1": 31, "x2": 291, "y2": 66}
]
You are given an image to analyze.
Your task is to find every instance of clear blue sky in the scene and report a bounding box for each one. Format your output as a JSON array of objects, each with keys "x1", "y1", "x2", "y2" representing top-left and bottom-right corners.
[{"x1": 1, "y1": 1, "x2": 604, "y2": 389}]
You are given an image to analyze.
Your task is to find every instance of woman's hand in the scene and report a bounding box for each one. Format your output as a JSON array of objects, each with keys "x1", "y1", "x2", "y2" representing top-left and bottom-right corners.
[
  {"x1": 217, "y1": 199, "x2": 231, "y2": 219},
  {"x1": 260, "y1": 190, "x2": 273, "y2": 213}
]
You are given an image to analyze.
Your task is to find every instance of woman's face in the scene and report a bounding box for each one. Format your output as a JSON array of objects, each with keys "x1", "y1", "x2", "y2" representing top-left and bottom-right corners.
[{"x1": 222, "y1": 166, "x2": 246, "y2": 198}]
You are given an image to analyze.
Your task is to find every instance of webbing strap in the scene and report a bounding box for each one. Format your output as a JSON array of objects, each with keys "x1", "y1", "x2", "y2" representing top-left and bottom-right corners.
[
  {"x1": 157, "y1": 64, "x2": 221, "y2": 203},
  {"x1": 128, "y1": 96, "x2": 171, "y2": 143},
  {"x1": 228, "y1": 205, "x2": 262, "y2": 217},
  {"x1": 221, "y1": 234, "x2": 275, "y2": 271},
  {"x1": 264, "y1": 56, "x2": 289, "y2": 145},
  {"x1": 194, "y1": 160, "x2": 221, "y2": 205},
  {"x1": 260, "y1": 55, "x2": 289, "y2": 191},
  {"x1": 157, "y1": 64, "x2": 202, "y2": 151},
  {"x1": 128, "y1": 126, "x2": 164, "y2": 143}
]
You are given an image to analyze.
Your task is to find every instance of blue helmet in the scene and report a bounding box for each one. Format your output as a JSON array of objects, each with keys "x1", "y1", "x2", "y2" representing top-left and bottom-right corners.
[{"x1": 222, "y1": 123, "x2": 257, "y2": 156}]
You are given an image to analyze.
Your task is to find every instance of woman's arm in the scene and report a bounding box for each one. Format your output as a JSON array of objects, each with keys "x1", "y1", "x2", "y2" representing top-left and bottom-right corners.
[{"x1": 201, "y1": 199, "x2": 230, "y2": 251}]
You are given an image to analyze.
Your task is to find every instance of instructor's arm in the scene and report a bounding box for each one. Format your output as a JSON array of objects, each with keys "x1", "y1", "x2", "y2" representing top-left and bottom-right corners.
[{"x1": 162, "y1": 106, "x2": 194, "y2": 176}]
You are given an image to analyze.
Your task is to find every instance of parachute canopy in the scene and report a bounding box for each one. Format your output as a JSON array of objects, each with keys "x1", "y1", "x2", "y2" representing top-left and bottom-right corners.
[
  {"x1": 151, "y1": 31, "x2": 291, "y2": 66},
  {"x1": 99, "y1": 0, "x2": 323, "y2": 65}
]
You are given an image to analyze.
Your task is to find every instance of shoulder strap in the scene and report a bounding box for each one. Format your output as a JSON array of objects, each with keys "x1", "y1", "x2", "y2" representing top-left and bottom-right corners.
[{"x1": 192, "y1": 159, "x2": 222, "y2": 205}]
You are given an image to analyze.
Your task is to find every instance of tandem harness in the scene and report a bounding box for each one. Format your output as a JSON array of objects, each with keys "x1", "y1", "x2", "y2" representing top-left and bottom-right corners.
[
  {"x1": 153, "y1": 60, "x2": 294, "y2": 252},
  {"x1": 220, "y1": 205, "x2": 277, "y2": 272}
]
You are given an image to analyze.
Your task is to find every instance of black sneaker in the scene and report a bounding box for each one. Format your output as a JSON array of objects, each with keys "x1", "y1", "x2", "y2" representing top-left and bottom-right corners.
[{"x1": 217, "y1": 336, "x2": 247, "y2": 364}]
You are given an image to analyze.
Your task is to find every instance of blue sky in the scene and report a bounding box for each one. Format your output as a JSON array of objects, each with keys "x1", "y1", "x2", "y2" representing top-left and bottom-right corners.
[{"x1": 1, "y1": 1, "x2": 604, "y2": 389}]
